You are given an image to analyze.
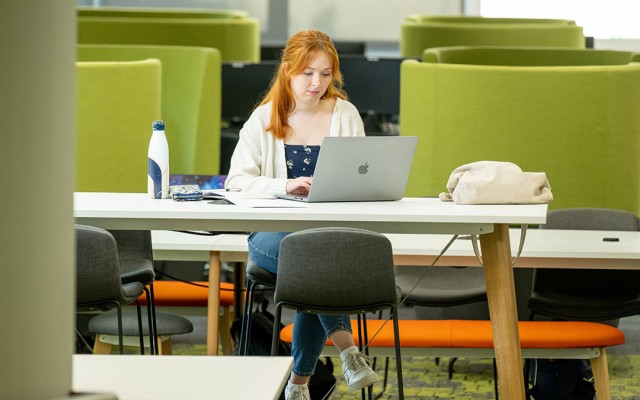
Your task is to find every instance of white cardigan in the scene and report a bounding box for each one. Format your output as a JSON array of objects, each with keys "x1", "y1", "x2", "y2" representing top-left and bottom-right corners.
[{"x1": 225, "y1": 98, "x2": 365, "y2": 195}]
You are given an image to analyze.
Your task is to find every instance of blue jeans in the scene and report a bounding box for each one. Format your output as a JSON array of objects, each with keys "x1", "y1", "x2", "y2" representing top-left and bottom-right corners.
[{"x1": 248, "y1": 232, "x2": 352, "y2": 376}]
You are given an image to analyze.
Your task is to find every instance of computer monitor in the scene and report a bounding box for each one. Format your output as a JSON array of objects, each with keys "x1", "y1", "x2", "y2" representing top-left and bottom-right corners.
[
  {"x1": 339, "y1": 55, "x2": 402, "y2": 116},
  {"x1": 261, "y1": 41, "x2": 366, "y2": 61},
  {"x1": 221, "y1": 61, "x2": 278, "y2": 124}
]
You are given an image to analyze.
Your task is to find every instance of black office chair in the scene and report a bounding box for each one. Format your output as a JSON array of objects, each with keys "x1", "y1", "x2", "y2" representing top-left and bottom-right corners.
[
  {"x1": 529, "y1": 208, "x2": 640, "y2": 322},
  {"x1": 76, "y1": 225, "x2": 145, "y2": 354},
  {"x1": 271, "y1": 227, "x2": 404, "y2": 399}
]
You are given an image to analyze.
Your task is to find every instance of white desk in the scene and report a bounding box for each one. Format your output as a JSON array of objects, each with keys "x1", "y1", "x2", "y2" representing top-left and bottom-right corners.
[
  {"x1": 75, "y1": 192, "x2": 547, "y2": 400},
  {"x1": 72, "y1": 354, "x2": 292, "y2": 400},
  {"x1": 152, "y1": 229, "x2": 640, "y2": 270}
]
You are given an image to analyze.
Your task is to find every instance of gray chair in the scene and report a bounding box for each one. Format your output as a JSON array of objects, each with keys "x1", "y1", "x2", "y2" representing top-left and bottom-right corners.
[
  {"x1": 529, "y1": 208, "x2": 640, "y2": 322},
  {"x1": 109, "y1": 230, "x2": 158, "y2": 354},
  {"x1": 270, "y1": 227, "x2": 404, "y2": 399},
  {"x1": 238, "y1": 259, "x2": 277, "y2": 355},
  {"x1": 76, "y1": 225, "x2": 145, "y2": 354}
]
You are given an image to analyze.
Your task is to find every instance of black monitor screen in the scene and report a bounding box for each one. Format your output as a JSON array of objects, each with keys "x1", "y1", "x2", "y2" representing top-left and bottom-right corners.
[
  {"x1": 261, "y1": 41, "x2": 366, "y2": 61},
  {"x1": 339, "y1": 56, "x2": 402, "y2": 116},
  {"x1": 222, "y1": 61, "x2": 278, "y2": 124}
]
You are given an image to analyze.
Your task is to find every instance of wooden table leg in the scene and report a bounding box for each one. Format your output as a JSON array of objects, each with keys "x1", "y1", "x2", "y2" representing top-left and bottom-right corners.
[
  {"x1": 206, "y1": 251, "x2": 222, "y2": 355},
  {"x1": 591, "y1": 348, "x2": 612, "y2": 400},
  {"x1": 479, "y1": 224, "x2": 525, "y2": 399}
]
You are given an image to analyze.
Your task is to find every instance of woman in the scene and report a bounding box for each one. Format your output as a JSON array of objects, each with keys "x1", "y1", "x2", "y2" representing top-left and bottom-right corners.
[{"x1": 226, "y1": 30, "x2": 378, "y2": 400}]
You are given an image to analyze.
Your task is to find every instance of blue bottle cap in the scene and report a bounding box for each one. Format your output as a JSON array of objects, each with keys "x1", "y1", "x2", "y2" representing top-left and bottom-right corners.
[{"x1": 152, "y1": 120, "x2": 165, "y2": 131}]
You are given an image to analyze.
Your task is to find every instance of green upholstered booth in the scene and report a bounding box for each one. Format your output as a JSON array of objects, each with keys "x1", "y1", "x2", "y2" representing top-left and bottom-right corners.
[
  {"x1": 77, "y1": 7, "x2": 260, "y2": 62},
  {"x1": 78, "y1": 44, "x2": 221, "y2": 175},
  {"x1": 401, "y1": 16, "x2": 585, "y2": 59},
  {"x1": 76, "y1": 59, "x2": 162, "y2": 192},
  {"x1": 400, "y1": 46, "x2": 640, "y2": 213}
]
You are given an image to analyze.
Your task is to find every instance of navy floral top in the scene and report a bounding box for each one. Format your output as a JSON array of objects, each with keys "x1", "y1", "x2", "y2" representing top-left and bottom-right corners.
[{"x1": 284, "y1": 144, "x2": 321, "y2": 179}]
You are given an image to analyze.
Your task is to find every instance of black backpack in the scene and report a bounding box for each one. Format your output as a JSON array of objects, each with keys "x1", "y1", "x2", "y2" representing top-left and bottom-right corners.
[
  {"x1": 231, "y1": 300, "x2": 337, "y2": 400},
  {"x1": 526, "y1": 358, "x2": 595, "y2": 400}
]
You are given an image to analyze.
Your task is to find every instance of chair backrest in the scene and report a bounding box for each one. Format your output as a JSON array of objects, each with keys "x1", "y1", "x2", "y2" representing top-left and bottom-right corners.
[
  {"x1": 399, "y1": 47, "x2": 640, "y2": 213},
  {"x1": 77, "y1": 7, "x2": 260, "y2": 62},
  {"x1": 76, "y1": 59, "x2": 162, "y2": 192},
  {"x1": 401, "y1": 16, "x2": 585, "y2": 58},
  {"x1": 541, "y1": 208, "x2": 640, "y2": 231},
  {"x1": 275, "y1": 227, "x2": 397, "y2": 313},
  {"x1": 78, "y1": 44, "x2": 222, "y2": 175},
  {"x1": 532, "y1": 208, "x2": 640, "y2": 320},
  {"x1": 76, "y1": 225, "x2": 144, "y2": 308},
  {"x1": 108, "y1": 230, "x2": 155, "y2": 286}
]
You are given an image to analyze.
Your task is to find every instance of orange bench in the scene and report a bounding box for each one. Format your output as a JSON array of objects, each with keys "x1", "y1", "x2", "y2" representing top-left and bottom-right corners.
[
  {"x1": 280, "y1": 319, "x2": 624, "y2": 399},
  {"x1": 141, "y1": 280, "x2": 237, "y2": 354}
]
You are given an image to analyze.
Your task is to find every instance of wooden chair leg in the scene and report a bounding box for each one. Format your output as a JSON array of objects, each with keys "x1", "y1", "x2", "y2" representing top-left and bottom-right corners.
[
  {"x1": 219, "y1": 306, "x2": 235, "y2": 355},
  {"x1": 591, "y1": 348, "x2": 612, "y2": 400},
  {"x1": 158, "y1": 337, "x2": 172, "y2": 355},
  {"x1": 92, "y1": 334, "x2": 113, "y2": 355}
]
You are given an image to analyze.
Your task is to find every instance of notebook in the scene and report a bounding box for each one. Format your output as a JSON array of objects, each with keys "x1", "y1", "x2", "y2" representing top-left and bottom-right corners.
[{"x1": 276, "y1": 136, "x2": 418, "y2": 203}]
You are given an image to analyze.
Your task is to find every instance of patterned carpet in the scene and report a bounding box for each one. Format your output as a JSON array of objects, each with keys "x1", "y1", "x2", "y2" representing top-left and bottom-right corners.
[{"x1": 172, "y1": 343, "x2": 640, "y2": 399}]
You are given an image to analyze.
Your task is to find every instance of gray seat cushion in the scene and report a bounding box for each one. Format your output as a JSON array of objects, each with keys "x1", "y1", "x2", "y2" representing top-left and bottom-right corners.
[{"x1": 89, "y1": 310, "x2": 193, "y2": 336}]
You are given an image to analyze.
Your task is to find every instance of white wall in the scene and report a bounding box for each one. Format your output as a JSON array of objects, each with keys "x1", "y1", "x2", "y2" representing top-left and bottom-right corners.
[
  {"x1": 288, "y1": 0, "x2": 462, "y2": 42},
  {"x1": 0, "y1": 1, "x2": 76, "y2": 398},
  {"x1": 76, "y1": 0, "x2": 465, "y2": 45}
]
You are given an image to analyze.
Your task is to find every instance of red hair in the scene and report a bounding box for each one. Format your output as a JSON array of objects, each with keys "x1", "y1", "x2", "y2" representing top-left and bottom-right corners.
[{"x1": 259, "y1": 30, "x2": 347, "y2": 139}]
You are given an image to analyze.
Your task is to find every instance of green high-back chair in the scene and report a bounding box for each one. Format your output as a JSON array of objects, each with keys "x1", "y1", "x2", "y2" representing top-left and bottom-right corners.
[
  {"x1": 401, "y1": 16, "x2": 585, "y2": 59},
  {"x1": 78, "y1": 44, "x2": 221, "y2": 175},
  {"x1": 77, "y1": 7, "x2": 260, "y2": 62},
  {"x1": 400, "y1": 46, "x2": 640, "y2": 213},
  {"x1": 76, "y1": 59, "x2": 162, "y2": 192}
]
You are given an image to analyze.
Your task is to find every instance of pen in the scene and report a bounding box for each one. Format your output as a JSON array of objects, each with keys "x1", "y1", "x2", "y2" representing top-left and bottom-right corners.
[{"x1": 225, "y1": 188, "x2": 242, "y2": 192}]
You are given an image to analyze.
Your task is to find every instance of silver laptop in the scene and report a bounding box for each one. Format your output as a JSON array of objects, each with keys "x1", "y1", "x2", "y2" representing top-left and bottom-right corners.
[{"x1": 276, "y1": 136, "x2": 418, "y2": 202}]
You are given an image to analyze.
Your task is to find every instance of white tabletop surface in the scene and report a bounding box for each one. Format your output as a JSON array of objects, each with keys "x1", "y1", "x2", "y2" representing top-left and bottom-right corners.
[
  {"x1": 74, "y1": 192, "x2": 547, "y2": 234},
  {"x1": 73, "y1": 354, "x2": 293, "y2": 400}
]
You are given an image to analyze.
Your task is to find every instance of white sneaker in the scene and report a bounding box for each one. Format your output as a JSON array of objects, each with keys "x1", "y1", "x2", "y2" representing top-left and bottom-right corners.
[
  {"x1": 341, "y1": 350, "x2": 379, "y2": 391},
  {"x1": 284, "y1": 383, "x2": 310, "y2": 400}
]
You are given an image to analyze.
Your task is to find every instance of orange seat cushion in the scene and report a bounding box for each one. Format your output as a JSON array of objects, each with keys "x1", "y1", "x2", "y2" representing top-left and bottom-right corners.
[
  {"x1": 279, "y1": 320, "x2": 625, "y2": 349},
  {"x1": 138, "y1": 281, "x2": 236, "y2": 307}
]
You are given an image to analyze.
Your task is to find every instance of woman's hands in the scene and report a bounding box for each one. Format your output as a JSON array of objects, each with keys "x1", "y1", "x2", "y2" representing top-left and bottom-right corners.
[{"x1": 286, "y1": 177, "x2": 312, "y2": 195}]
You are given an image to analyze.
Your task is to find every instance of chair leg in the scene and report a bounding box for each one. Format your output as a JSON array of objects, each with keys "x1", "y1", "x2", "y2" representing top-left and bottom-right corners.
[
  {"x1": 115, "y1": 303, "x2": 124, "y2": 354},
  {"x1": 448, "y1": 357, "x2": 459, "y2": 379},
  {"x1": 354, "y1": 316, "x2": 366, "y2": 400},
  {"x1": 391, "y1": 308, "x2": 404, "y2": 400},
  {"x1": 135, "y1": 300, "x2": 144, "y2": 354},
  {"x1": 219, "y1": 306, "x2": 235, "y2": 355},
  {"x1": 591, "y1": 348, "x2": 612, "y2": 400},
  {"x1": 374, "y1": 310, "x2": 390, "y2": 400},
  {"x1": 362, "y1": 313, "x2": 373, "y2": 400},
  {"x1": 373, "y1": 357, "x2": 390, "y2": 400},
  {"x1": 493, "y1": 359, "x2": 499, "y2": 400},
  {"x1": 270, "y1": 305, "x2": 283, "y2": 356},
  {"x1": 239, "y1": 279, "x2": 257, "y2": 355},
  {"x1": 356, "y1": 314, "x2": 364, "y2": 350},
  {"x1": 158, "y1": 337, "x2": 172, "y2": 355},
  {"x1": 145, "y1": 284, "x2": 158, "y2": 355},
  {"x1": 92, "y1": 334, "x2": 113, "y2": 354}
]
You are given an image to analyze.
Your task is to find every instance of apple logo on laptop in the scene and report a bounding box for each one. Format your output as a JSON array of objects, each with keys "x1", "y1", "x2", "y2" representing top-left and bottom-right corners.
[{"x1": 358, "y1": 162, "x2": 369, "y2": 175}]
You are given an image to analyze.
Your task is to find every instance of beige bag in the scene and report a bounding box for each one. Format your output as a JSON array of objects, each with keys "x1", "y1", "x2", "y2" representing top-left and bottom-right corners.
[{"x1": 439, "y1": 161, "x2": 553, "y2": 205}]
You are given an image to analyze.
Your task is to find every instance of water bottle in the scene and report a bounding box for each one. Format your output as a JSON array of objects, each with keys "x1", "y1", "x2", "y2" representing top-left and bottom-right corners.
[{"x1": 148, "y1": 120, "x2": 170, "y2": 199}]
